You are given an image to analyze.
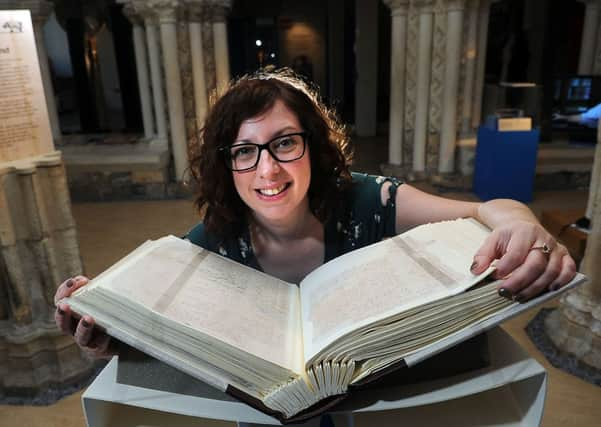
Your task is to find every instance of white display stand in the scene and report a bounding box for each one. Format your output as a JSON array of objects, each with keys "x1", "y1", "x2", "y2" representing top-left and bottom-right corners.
[{"x1": 82, "y1": 327, "x2": 547, "y2": 427}]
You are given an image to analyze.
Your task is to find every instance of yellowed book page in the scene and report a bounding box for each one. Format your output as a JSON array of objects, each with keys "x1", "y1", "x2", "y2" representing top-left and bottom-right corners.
[
  {"x1": 78, "y1": 236, "x2": 305, "y2": 374},
  {"x1": 300, "y1": 218, "x2": 493, "y2": 364}
]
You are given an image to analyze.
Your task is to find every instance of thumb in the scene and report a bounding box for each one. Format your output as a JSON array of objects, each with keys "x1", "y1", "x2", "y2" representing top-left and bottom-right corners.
[{"x1": 471, "y1": 235, "x2": 499, "y2": 274}]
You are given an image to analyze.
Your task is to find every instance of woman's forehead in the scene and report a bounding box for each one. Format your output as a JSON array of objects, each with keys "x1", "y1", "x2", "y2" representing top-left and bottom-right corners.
[{"x1": 236, "y1": 100, "x2": 301, "y2": 139}]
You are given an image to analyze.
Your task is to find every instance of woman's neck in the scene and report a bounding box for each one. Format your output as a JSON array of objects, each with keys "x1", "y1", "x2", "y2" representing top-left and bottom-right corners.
[
  {"x1": 248, "y1": 201, "x2": 325, "y2": 283},
  {"x1": 249, "y1": 201, "x2": 320, "y2": 244}
]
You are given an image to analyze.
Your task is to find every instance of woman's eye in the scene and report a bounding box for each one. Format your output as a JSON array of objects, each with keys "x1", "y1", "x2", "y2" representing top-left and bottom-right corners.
[
  {"x1": 232, "y1": 146, "x2": 255, "y2": 158},
  {"x1": 274, "y1": 137, "x2": 296, "y2": 150}
]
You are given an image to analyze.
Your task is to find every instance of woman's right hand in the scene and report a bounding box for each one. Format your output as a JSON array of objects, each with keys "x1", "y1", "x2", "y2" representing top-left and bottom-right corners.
[{"x1": 54, "y1": 276, "x2": 117, "y2": 359}]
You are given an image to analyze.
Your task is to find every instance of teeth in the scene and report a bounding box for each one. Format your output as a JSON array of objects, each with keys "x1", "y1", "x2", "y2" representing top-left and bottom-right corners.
[{"x1": 259, "y1": 184, "x2": 287, "y2": 196}]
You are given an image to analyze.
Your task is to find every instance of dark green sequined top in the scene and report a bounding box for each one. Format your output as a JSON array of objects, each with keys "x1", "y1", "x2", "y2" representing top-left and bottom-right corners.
[{"x1": 185, "y1": 173, "x2": 402, "y2": 274}]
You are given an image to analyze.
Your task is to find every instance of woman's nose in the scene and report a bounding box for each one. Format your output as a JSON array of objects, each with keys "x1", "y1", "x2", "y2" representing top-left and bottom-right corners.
[{"x1": 256, "y1": 148, "x2": 280, "y2": 177}]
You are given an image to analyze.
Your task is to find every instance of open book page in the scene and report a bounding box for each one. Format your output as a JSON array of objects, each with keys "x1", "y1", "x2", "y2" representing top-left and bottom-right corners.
[
  {"x1": 76, "y1": 236, "x2": 305, "y2": 374},
  {"x1": 300, "y1": 219, "x2": 493, "y2": 365}
]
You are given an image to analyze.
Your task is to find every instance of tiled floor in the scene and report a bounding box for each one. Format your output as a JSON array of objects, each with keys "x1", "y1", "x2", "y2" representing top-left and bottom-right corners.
[{"x1": 1, "y1": 134, "x2": 600, "y2": 426}]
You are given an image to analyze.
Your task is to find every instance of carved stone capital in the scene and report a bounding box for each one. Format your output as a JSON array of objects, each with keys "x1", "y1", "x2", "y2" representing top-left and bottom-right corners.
[
  {"x1": 413, "y1": 0, "x2": 436, "y2": 14},
  {"x1": 185, "y1": 0, "x2": 206, "y2": 22},
  {"x1": 383, "y1": 0, "x2": 410, "y2": 16},
  {"x1": 122, "y1": 4, "x2": 143, "y2": 27},
  {"x1": 207, "y1": 0, "x2": 232, "y2": 23},
  {"x1": 446, "y1": 0, "x2": 466, "y2": 12},
  {"x1": 143, "y1": 0, "x2": 182, "y2": 24}
]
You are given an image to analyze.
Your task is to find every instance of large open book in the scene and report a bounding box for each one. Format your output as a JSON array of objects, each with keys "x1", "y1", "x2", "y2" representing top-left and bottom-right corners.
[{"x1": 62, "y1": 218, "x2": 585, "y2": 423}]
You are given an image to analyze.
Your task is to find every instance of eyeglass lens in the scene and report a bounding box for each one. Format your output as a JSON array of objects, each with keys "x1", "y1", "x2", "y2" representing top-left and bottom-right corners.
[{"x1": 228, "y1": 133, "x2": 305, "y2": 171}]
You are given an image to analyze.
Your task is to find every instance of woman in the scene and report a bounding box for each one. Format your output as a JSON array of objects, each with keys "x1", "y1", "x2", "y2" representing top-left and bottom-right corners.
[{"x1": 54, "y1": 69, "x2": 576, "y2": 361}]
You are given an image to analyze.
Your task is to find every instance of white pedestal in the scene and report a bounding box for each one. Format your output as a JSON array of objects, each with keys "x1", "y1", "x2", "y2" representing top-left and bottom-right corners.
[{"x1": 82, "y1": 327, "x2": 546, "y2": 426}]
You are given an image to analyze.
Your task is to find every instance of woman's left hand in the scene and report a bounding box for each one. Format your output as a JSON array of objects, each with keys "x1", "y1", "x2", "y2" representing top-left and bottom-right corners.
[{"x1": 470, "y1": 220, "x2": 577, "y2": 302}]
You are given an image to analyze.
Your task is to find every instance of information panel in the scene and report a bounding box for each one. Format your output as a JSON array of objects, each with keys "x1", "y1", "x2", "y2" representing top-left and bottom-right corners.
[{"x1": 0, "y1": 10, "x2": 53, "y2": 162}]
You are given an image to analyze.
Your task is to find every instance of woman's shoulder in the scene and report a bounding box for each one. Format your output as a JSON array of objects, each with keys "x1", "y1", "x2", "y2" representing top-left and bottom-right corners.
[
  {"x1": 184, "y1": 222, "x2": 255, "y2": 265},
  {"x1": 346, "y1": 171, "x2": 403, "y2": 207},
  {"x1": 185, "y1": 222, "x2": 226, "y2": 253},
  {"x1": 325, "y1": 172, "x2": 402, "y2": 256},
  {"x1": 185, "y1": 222, "x2": 207, "y2": 245}
]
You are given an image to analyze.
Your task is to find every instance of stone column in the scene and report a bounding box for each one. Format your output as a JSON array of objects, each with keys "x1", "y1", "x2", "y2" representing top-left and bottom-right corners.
[
  {"x1": 0, "y1": 153, "x2": 93, "y2": 398},
  {"x1": 577, "y1": 0, "x2": 601, "y2": 74},
  {"x1": 471, "y1": 0, "x2": 492, "y2": 129},
  {"x1": 154, "y1": 0, "x2": 189, "y2": 181},
  {"x1": 144, "y1": 16, "x2": 168, "y2": 141},
  {"x1": 460, "y1": 0, "x2": 479, "y2": 135},
  {"x1": 586, "y1": 153, "x2": 600, "y2": 219},
  {"x1": 188, "y1": 1, "x2": 209, "y2": 130},
  {"x1": 124, "y1": 5, "x2": 155, "y2": 139},
  {"x1": 30, "y1": 1, "x2": 62, "y2": 144},
  {"x1": 413, "y1": 1, "x2": 434, "y2": 173},
  {"x1": 438, "y1": 0, "x2": 465, "y2": 173},
  {"x1": 211, "y1": 0, "x2": 231, "y2": 92},
  {"x1": 384, "y1": 1, "x2": 410, "y2": 166},
  {"x1": 545, "y1": 126, "x2": 601, "y2": 370}
]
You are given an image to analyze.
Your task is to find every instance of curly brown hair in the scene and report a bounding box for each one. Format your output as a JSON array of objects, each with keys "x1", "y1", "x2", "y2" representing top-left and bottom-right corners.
[{"x1": 188, "y1": 69, "x2": 353, "y2": 235}]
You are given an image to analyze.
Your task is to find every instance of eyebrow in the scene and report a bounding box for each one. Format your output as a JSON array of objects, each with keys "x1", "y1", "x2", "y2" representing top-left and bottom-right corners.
[{"x1": 234, "y1": 126, "x2": 301, "y2": 144}]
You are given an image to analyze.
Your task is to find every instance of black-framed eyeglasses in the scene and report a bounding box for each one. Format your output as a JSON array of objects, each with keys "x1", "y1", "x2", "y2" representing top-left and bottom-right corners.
[{"x1": 219, "y1": 132, "x2": 308, "y2": 172}]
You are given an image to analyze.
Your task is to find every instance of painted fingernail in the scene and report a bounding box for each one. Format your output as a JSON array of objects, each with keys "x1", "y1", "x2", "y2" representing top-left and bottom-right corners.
[
  {"x1": 514, "y1": 294, "x2": 526, "y2": 303},
  {"x1": 550, "y1": 283, "x2": 560, "y2": 291},
  {"x1": 66, "y1": 279, "x2": 74, "y2": 288},
  {"x1": 57, "y1": 307, "x2": 65, "y2": 315},
  {"x1": 470, "y1": 261, "x2": 478, "y2": 271},
  {"x1": 498, "y1": 288, "x2": 512, "y2": 298},
  {"x1": 82, "y1": 320, "x2": 90, "y2": 328}
]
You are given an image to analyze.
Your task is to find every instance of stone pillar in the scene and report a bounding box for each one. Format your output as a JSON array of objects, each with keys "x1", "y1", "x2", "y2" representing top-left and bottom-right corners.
[
  {"x1": 586, "y1": 153, "x2": 600, "y2": 219},
  {"x1": 211, "y1": 0, "x2": 231, "y2": 93},
  {"x1": 545, "y1": 126, "x2": 601, "y2": 370},
  {"x1": 124, "y1": 5, "x2": 155, "y2": 139},
  {"x1": 155, "y1": 1, "x2": 189, "y2": 181},
  {"x1": 577, "y1": 0, "x2": 601, "y2": 75},
  {"x1": 471, "y1": 0, "x2": 492, "y2": 129},
  {"x1": 144, "y1": 17, "x2": 168, "y2": 140},
  {"x1": 0, "y1": 153, "x2": 93, "y2": 398},
  {"x1": 460, "y1": 0, "x2": 479, "y2": 135},
  {"x1": 384, "y1": 1, "x2": 410, "y2": 166},
  {"x1": 29, "y1": 1, "x2": 62, "y2": 144},
  {"x1": 188, "y1": 1, "x2": 209, "y2": 130},
  {"x1": 438, "y1": 0, "x2": 465, "y2": 173},
  {"x1": 413, "y1": 1, "x2": 434, "y2": 173}
]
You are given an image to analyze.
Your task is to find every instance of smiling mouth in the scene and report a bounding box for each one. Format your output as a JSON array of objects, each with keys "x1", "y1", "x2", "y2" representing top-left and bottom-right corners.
[{"x1": 257, "y1": 183, "x2": 290, "y2": 196}]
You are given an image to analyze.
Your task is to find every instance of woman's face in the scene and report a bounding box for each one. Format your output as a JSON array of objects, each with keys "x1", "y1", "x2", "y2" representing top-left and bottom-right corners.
[{"x1": 231, "y1": 99, "x2": 311, "y2": 226}]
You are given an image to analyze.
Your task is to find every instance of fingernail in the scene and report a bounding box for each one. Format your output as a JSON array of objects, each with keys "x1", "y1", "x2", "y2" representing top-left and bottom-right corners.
[
  {"x1": 470, "y1": 261, "x2": 478, "y2": 271},
  {"x1": 57, "y1": 307, "x2": 65, "y2": 315},
  {"x1": 66, "y1": 279, "x2": 74, "y2": 288},
  {"x1": 498, "y1": 288, "x2": 512, "y2": 298},
  {"x1": 550, "y1": 283, "x2": 560, "y2": 291},
  {"x1": 82, "y1": 320, "x2": 90, "y2": 328},
  {"x1": 514, "y1": 294, "x2": 526, "y2": 303}
]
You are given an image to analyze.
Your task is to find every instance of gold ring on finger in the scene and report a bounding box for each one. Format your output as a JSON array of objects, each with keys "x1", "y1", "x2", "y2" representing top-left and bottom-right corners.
[{"x1": 530, "y1": 243, "x2": 552, "y2": 255}]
